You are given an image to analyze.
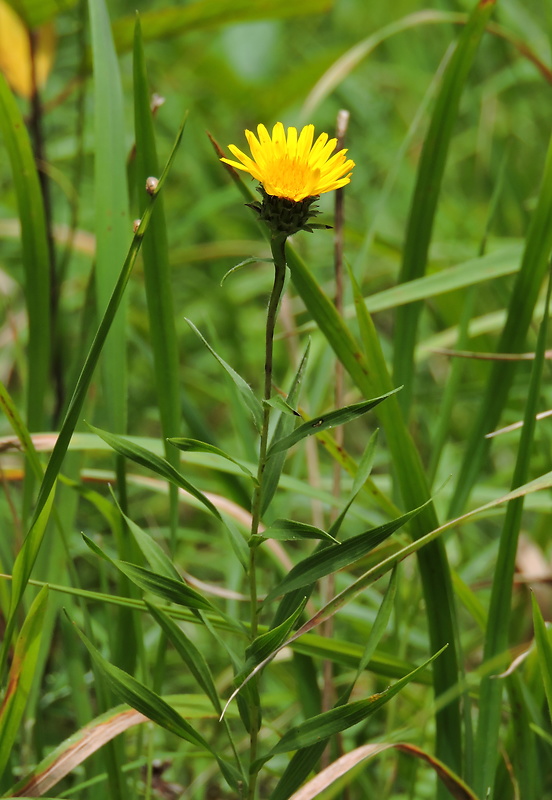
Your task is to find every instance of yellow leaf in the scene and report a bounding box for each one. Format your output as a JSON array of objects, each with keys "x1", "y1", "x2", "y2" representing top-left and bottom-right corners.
[{"x1": 0, "y1": 0, "x2": 56, "y2": 98}]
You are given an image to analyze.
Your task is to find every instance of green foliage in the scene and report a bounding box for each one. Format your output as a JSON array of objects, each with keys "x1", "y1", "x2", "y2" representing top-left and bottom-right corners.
[{"x1": 1, "y1": 0, "x2": 552, "y2": 798}]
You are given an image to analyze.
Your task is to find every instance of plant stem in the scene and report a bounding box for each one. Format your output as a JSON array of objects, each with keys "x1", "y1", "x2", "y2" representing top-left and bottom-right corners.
[{"x1": 247, "y1": 233, "x2": 287, "y2": 800}]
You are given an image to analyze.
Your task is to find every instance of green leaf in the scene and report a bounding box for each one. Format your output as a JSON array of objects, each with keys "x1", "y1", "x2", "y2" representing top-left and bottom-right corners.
[
  {"x1": 133, "y1": 17, "x2": 182, "y2": 544},
  {"x1": 88, "y1": 0, "x2": 129, "y2": 434},
  {"x1": 531, "y1": 594, "x2": 552, "y2": 721},
  {"x1": 267, "y1": 390, "x2": 399, "y2": 457},
  {"x1": 261, "y1": 519, "x2": 339, "y2": 543},
  {"x1": 473, "y1": 271, "x2": 552, "y2": 797},
  {"x1": 186, "y1": 319, "x2": 263, "y2": 431},
  {"x1": 0, "y1": 117, "x2": 186, "y2": 674},
  {"x1": 262, "y1": 646, "x2": 446, "y2": 764},
  {"x1": 0, "y1": 72, "x2": 50, "y2": 432},
  {"x1": 244, "y1": 601, "x2": 306, "y2": 673},
  {"x1": 450, "y1": 137, "x2": 552, "y2": 516},
  {"x1": 168, "y1": 437, "x2": 257, "y2": 482},
  {"x1": 68, "y1": 614, "x2": 208, "y2": 747},
  {"x1": 261, "y1": 341, "x2": 310, "y2": 514},
  {"x1": 82, "y1": 535, "x2": 215, "y2": 613},
  {"x1": 263, "y1": 499, "x2": 428, "y2": 604},
  {"x1": 328, "y1": 429, "x2": 379, "y2": 539},
  {"x1": 146, "y1": 603, "x2": 222, "y2": 714},
  {"x1": 392, "y1": 0, "x2": 496, "y2": 412},
  {"x1": 0, "y1": 586, "x2": 49, "y2": 779},
  {"x1": 88, "y1": 424, "x2": 249, "y2": 569}
]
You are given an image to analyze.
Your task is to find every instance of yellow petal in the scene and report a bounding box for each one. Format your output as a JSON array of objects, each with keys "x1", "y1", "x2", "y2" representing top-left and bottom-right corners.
[{"x1": 0, "y1": 0, "x2": 56, "y2": 99}]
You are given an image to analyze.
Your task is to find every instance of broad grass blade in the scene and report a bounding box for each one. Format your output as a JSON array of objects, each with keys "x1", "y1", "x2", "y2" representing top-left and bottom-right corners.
[
  {"x1": 392, "y1": 0, "x2": 496, "y2": 412},
  {"x1": 88, "y1": 0, "x2": 129, "y2": 435},
  {"x1": 0, "y1": 72, "x2": 50, "y2": 433}
]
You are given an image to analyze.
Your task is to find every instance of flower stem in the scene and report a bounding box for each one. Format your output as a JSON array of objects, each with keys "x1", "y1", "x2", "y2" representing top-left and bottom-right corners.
[{"x1": 247, "y1": 233, "x2": 287, "y2": 800}]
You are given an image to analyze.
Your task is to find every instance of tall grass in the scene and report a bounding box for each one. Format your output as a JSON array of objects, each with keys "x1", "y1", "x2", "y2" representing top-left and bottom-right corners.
[{"x1": 1, "y1": 0, "x2": 552, "y2": 799}]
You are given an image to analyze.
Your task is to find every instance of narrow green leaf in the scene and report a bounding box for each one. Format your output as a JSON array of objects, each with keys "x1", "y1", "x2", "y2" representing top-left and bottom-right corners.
[
  {"x1": 244, "y1": 601, "x2": 306, "y2": 673},
  {"x1": 88, "y1": 424, "x2": 249, "y2": 569},
  {"x1": 261, "y1": 519, "x2": 338, "y2": 543},
  {"x1": 168, "y1": 438, "x2": 257, "y2": 481},
  {"x1": 0, "y1": 586, "x2": 49, "y2": 779},
  {"x1": 68, "y1": 614, "x2": 209, "y2": 748},
  {"x1": 88, "y1": 0, "x2": 129, "y2": 433},
  {"x1": 133, "y1": 17, "x2": 182, "y2": 545},
  {"x1": 0, "y1": 118, "x2": 186, "y2": 666},
  {"x1": 450, "y1": 133, "x2": 552, "y2": 516},
  {"x1": 145, "y1": 603, "x2": 222, "y2": 713},
  {"x1": 186, "y1": 319, "x2": 263, "y2": 431},
  {"x1": 531, "y1": 594, "x2": 552, "y2": 722},
  {"x1": 261, "y1": 341, "x2": 310, "y2": 514},
  {"x1": 122, "y1": 511, "x2": 182, "y2": 582},
  {"x1": 473, "y1": 271, "x2": 552, "y2": 798},
  {"x1": 0, "y1": 73, "x2": 50, "y2": 432},
  {"x1": 393, "y1": 0, "x2": 496, "y2": 412},
  {"x1": 267, "y1": 391, "x2": 399, "y2": 457},
  {"x1": 82, "y1": 535, "x2": 216, "y2": 613},
  {"x1": 263, "y1": 499, "x2": 428, "y2": 604},
  {"x1": 262, "y1": 646, "x2": 446, "y2": 763}
]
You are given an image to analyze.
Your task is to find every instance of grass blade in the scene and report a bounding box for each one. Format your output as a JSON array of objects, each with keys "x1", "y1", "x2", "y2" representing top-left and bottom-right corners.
[
  {"x1": 0, "y1": 72, "x2": 50, "y2": 433},
  {"x1": 392, "y1": 0, "x2": 496, "y2": 412},
  {"x1": 0, "y1": 586, "x2": 49, "y2": 780},
  {"x1": 473, "y1": 271, "x2": 552, "y2": 798},
  {"x1": 449, "y1": 133, "x2": 552, "y2": 516}
]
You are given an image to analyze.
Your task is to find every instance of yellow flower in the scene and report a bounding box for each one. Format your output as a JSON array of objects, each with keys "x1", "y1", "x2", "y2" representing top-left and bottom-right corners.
[{"x1": 221, "y1": 122, "x2": 355, "y2": 202}]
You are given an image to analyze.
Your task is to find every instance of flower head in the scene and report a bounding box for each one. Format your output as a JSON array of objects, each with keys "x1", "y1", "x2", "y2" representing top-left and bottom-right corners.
[{"x1": 221, "y1": 122, "x2": 354, "y2": 203}]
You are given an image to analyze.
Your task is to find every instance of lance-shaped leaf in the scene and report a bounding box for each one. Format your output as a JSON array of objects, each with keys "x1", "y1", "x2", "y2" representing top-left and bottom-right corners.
[
  {"x1": 168, "y1": 437, "x2": 256, "y2": 482},
  {"x1": 88, "y1": 424, "x2": 249, "y2": 568},
  {"x1": 186, "y1": 319, "x2": 263, "y2": 431},
  {"x1": 257, "y1": 646, "x2": 445, "y2": 767},
  {"x1": 263, "y1": 498, "x2": 429, "y2": 604},
  {"x1": 146, "y1": 603, "x2": 222, "y2": 714},
  {"x1": 267, "y1": 389, "x2": 399, "y2": 457},
  {"x1": 83, "y1": 535, "x2": 216, "y2": 614},
  {"x1": 67, "y1": 615, "x2": 242, "y2": 793},
  {"x1": 261, "y1": 519, "x2": 338, "y2": 543}
]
